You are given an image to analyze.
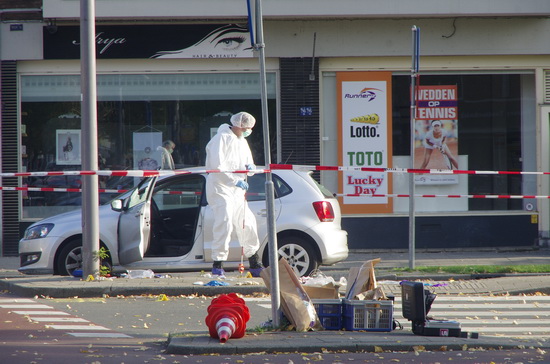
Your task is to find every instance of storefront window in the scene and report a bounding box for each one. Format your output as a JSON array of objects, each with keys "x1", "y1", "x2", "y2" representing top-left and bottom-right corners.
[
  {"x1": 21, "y1": 73, "x2": 277, "y2": 219},
  {"x1": 322, "y1": 72, "x2": 536, "y2": 213},
  {"x1": 392, "y1": 73, "x2": 535, "y2": 212}
]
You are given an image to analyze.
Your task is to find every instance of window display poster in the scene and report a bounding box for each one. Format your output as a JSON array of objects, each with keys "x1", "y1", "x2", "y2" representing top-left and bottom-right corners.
[
  {"x1": 133, "y1": 132, "x2": 162, "y2": 170},
  {"x1": 414, "y1": 85, "x2": 459, "y2": 185},
  {"x1": 337, "y1": 72, "x2": 393, "y2": 214},
  {"x1": 56, "y1": 129, "x2": 81, "y2": 165}
]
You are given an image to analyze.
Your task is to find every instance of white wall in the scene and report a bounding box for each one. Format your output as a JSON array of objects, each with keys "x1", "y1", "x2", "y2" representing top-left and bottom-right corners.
[
  {"x1": 7, "y1": 17, "x2": 550, "y2": 62},
  {"x1": 0, "y1": 23, "x2": 43, "y2": 61},
  {"x1": 262, "y1": 18, "x2": 550, "y2": 58},
  {"x1": 43, "y1": 0, "x2": 550, "y2": 19}
]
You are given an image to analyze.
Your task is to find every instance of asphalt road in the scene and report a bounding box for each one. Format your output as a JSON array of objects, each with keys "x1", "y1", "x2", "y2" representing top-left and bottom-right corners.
[{"x1": 1, "y1": 291, "x2": 549, "y2": 363}]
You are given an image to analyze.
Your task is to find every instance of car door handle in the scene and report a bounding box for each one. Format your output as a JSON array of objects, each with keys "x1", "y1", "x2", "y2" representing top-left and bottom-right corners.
[{"x1": 258, "y1": 209, "x2": 267, "y2": 217}]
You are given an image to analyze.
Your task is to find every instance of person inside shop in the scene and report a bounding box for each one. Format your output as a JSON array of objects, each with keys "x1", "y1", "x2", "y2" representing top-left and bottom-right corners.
[
  {"x1": 158, "y1": 140, "x2": 176, "y2": 170},
  {"x1": 205, "y1": 111, "x2": 264, "y2": 277}
]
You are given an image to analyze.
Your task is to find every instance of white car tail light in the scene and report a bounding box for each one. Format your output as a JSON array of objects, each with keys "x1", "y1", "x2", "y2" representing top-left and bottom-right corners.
[{"x1": 312, "y1": 201, "x2": 335, "y2": 222}]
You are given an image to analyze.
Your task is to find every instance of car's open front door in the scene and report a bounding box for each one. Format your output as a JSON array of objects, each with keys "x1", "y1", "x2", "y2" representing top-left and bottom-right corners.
[{"x1": 117, "y1": 177, "x2": 156, "y2": 265}]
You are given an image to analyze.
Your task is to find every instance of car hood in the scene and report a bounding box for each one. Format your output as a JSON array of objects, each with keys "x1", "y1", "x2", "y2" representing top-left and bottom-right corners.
[{"x1": 28, "y1": 204, "x2": 117, "y2": 228}]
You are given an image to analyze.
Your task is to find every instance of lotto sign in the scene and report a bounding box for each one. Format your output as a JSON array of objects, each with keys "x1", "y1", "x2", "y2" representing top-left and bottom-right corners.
[
  {"x1": 337, "y1": 72, "x2": 393, "y2": 214},
  {"x1": 416, "y1": 85, "x2": 457, "y2": 120}
]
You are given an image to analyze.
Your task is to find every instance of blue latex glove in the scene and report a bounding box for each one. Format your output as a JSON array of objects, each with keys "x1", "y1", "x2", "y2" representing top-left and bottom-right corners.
[
  {"x1": 235, "y1": 179, "x2": 249, "y2": 190},
  {"x1": 246, "y1": 164, "x2": 256, "y2": 171}
]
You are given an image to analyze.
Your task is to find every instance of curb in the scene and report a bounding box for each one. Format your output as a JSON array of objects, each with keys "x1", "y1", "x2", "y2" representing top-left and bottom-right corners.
[
  {"x1": 165, "y1": 331, "x2": 550, "y2": 355},
  {"x1": 0, "y1": 278, "x2": 269, "y2": 298}
]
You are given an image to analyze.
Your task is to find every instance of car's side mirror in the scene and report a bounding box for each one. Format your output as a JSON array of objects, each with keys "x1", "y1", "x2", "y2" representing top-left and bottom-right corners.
[{"x1": 111, "y1": 199, "x2": 123, "y2": 212}]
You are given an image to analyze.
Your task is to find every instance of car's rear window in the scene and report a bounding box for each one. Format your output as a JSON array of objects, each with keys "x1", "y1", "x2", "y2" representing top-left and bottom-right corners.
[
  {"x1": 246, "y1": 173, "x2": 292, "y2": 201},
  {"x1": 310, "y1": 173, "x2": 336, "y2": 199}
]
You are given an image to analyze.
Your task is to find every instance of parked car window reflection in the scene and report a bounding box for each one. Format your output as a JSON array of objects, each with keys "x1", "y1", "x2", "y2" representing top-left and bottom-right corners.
[
  {"x1": 245, "y1": 173, "x2": 292, "y2": 201},
  {"x1": 126, "y1": 178, "x2": 154, "y2": 209}
]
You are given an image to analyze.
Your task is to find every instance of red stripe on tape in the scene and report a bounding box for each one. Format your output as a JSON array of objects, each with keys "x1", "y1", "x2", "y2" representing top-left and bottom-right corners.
[{"x1": 269, "y1": 164, "x2": 293, "y2": 170}]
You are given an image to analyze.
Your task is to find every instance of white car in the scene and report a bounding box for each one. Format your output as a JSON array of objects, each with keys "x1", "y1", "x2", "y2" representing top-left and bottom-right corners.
[{"x1": 19, "y1": 168, "x2": 348, "y2": 277}]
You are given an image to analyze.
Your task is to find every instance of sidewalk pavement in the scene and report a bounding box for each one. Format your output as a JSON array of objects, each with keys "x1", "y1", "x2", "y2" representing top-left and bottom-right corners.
[{"x1": 0, "y1": 248, "x2": 549, "y2": 354}]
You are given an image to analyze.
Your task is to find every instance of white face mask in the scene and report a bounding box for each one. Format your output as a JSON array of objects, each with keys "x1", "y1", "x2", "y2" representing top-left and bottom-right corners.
[{"x1": 242, "y1": 130, "x2": 252, "y2": 138}]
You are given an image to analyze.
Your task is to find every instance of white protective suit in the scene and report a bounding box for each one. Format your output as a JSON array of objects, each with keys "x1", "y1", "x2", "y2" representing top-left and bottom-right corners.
[{"x1": 205, "y1": 123, "x2": 260, "y2": 261}]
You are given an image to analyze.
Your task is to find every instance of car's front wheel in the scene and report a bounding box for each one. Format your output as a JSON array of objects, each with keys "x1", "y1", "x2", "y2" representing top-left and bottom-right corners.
[
  {"x1": 56, "y1": 239, "x2": 82, "y2": 276},
  {"x1": 264, "y1": 234, "x2": 319, "y2": 277},
  {"x1": 55, "y1": 239, "x2": 112, "y2": 276}
]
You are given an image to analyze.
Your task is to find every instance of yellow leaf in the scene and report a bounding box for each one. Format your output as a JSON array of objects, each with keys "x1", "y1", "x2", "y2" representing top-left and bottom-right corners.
[{"x1": 374, "y1": 346, "x2": 384, "y2": 353}]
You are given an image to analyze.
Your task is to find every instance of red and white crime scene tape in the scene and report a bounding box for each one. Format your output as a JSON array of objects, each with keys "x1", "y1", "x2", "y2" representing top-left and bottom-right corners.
[
  {"x1": 4, "y1": 164, "x2": 549, "y2": 199},
  {"x1": 269, "y1": 164, "x2": 550, "y2": 176}
]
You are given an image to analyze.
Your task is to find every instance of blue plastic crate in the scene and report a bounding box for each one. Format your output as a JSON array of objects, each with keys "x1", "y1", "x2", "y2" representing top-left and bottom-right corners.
[
  {"x1": 342, "y1": 299, "x2": 393, "y2": 332},
  {"x1": 312, "y1": 299, "x2": 343, "y2": 330}
]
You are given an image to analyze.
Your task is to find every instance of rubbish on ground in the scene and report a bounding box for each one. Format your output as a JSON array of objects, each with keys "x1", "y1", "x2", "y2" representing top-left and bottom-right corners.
[
  {"x1": 126, "y1": 269, "x2": 155, "y2": 279},
  {"x1": 261, "y1": 258, "x2": 323, "y2": 332},
  {"x1": 154, "y1": 274, "x2": 172, "y2": 279},
  {"x1": 301, "y1": 270, "x2": 336, "y2": 286},
  {"x1": 157, "y1": 294, "x2": 169, "y2": 301},
  {"x1": 204, "y1": 280, "x2": 230, "y2": 286},
  {"x1": 345, "y1": 258, "x2": 386, "y2": 300},
  {"x1": 303, "y1": 283, "x2": 339, "y2": 299},
  {"x1": 72, "y1": 269, "x2": 82, "y2": 277},
  {"x1": 234, "y1": 280, "x2": 260, "y2": 286},
  {"x1": 301, "y1": 270, "x2": 343, "y2": 299}
]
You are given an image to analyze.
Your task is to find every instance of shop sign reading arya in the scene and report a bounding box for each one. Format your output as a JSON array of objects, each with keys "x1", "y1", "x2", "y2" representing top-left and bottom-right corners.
[{"x1": 72, "y1": 32, "x2": 127, "y2": 54}]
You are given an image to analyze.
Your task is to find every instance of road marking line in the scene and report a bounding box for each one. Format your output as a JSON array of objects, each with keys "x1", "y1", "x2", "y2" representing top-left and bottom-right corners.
[
  {"x1": 68, "y1": 333, "x2": 132, "y2": 338},
  {"x1": 0, "y1": 304, "x2": 53, "y2": 309},
  {"x1": 1, "y1": 298, "x2": 134, "y2": 339},
  {"x1": 0, "y1": 299, "x2": 36, "y2": 303},
  {"x1": 45, "y1": 325, "x2": 110, "y2": 330},
  {"x1": 31, "y1": 317, "x2": 89, "y2": 323},
  {"x1": 11, "y1": 311, "x2": 70, "y2": 315}
]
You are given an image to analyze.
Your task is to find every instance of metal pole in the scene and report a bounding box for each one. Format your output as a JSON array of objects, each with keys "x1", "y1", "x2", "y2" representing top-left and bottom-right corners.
[
  {"x1": 80, "y1": 0, "x2": 100, "y2": 279},
  {"x1": 255, "y1": 0, "x2": 280, "y2": 327},
  {"x1": 409, "y1": 26, "x2": 420, "y2": 270}
]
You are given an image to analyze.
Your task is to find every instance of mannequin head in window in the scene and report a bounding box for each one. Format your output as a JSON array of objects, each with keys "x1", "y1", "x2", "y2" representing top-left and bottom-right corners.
[{"x1": 163, "y1": 140, "x2": 175, "y2": 154}]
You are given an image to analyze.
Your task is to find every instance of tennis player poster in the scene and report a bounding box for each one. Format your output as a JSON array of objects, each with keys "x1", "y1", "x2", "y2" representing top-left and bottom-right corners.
[
  {"x1": 414, "y1": 85, "x2": 459, "y2": 185},
  {"x1": 337, "y1": 72, "x2": 393, "y2": 214}
]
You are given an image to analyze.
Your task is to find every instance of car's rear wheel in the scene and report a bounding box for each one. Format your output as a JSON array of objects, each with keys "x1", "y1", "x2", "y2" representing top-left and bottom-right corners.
[{"x1": 264, "y1": 235, "x2": 319, "y2": 277}]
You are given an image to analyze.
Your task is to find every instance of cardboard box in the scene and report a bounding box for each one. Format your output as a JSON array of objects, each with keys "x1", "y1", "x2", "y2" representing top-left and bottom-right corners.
[{"x1": 303, "y1": 283, "x2": 339, "y2": 299}]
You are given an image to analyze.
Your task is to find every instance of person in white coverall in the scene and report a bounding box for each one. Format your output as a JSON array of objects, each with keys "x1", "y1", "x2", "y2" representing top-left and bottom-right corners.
[{"x1": 205, "y1": 111, "x2": 263, "y2": 277}]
